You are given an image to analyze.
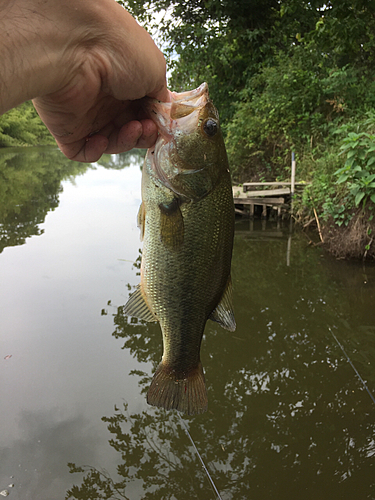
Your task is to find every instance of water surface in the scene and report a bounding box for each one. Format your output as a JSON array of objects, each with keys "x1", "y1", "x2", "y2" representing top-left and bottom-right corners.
[{"x1": 0, "y1": 147, "x2": 374, "y2": 499}]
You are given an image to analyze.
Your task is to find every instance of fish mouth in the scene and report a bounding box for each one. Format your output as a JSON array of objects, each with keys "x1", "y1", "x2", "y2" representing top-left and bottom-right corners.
[
  {"x1": 144, "y1": 82, "x2": 209, "y2": 141},
  {"x1": 143, "y1": 83, "x2": 210, "y2": 192}
]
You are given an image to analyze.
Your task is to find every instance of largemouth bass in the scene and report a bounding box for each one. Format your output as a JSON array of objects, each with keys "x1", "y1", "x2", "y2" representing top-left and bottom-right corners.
[{"x1": 124, "y1": 82, "x2": 235, "y2": 415}]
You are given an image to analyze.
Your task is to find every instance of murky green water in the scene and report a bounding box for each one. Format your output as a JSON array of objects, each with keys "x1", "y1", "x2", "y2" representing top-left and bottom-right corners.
[{"x1": 1, "y1": 147, "x2": 374, "y2": 500}]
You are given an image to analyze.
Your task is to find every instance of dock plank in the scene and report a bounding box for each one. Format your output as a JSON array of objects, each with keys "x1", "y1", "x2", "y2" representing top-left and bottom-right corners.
[
  {"x1": 234, "y1": 197, "x2": 285, "y2": 205},
  {"x1": 243, "y1": 188, "x2": 291, "y2": 197},
  {"x1": 242, "y1": 181, "x2": 309, "y2": 188},
  {"x1": 232, "y1": 180, "x2": 310, "y2": 218},
  {"x1": 232, "y1": 187, "x2": 290, "y2": 198}
]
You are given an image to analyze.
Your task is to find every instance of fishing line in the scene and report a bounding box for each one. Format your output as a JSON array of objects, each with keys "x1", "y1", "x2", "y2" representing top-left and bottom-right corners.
[
  {"x1": 178, "y1": 413, "x2": 224, "y2": 500},
  {"x1": 328, "y1": 327, "x2": 375, "y2": 406}
]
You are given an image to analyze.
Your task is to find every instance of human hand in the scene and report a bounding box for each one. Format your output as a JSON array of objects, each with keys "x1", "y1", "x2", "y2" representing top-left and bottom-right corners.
[{"x1": 0, "y1": 0, "x2": 169, "y2": 162}]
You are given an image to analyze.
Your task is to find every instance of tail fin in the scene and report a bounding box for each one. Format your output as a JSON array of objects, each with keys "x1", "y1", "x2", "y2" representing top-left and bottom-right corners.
[{"x1": 147, "y1": 362, "x2": 208, "y2": 415}]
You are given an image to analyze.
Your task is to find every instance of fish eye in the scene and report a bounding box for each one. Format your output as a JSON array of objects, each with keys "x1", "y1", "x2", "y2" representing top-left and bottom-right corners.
[{"x1": 203, "y1": 118, "x2": 218, "y2": 137}]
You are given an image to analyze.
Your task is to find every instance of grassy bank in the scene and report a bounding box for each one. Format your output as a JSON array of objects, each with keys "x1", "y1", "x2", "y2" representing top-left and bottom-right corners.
[{"x1": 291, "y1": 114, "x2": 375, "y2": 260}]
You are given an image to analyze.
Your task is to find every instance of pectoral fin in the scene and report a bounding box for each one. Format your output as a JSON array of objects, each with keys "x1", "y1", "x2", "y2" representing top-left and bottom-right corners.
[
  {"x1": 137, "y1": 202, "x2": 145, "y2": 241},
  {"x1": 209, "y1": 276, "x2": 236, "y2": 331},
  {"x1": 159, "y1": 198, "x2": 184, "y2": 250},
  {"x1": 123, "y1": 284, "x2": 157, "y2": 322}
]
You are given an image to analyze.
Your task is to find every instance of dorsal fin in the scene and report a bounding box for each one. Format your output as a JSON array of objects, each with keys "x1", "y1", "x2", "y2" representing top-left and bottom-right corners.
[
  {"x1": 209, "y1": 276, "x2": 236, "y2": 331},
  {"x1": 123, "y1": 284, "x2": 157, "y2": 322}
]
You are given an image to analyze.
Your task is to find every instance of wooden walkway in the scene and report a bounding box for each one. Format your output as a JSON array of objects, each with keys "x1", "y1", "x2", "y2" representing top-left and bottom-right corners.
[{"x1": 233, "y1": 182, "x2": 309, "y2": 218}]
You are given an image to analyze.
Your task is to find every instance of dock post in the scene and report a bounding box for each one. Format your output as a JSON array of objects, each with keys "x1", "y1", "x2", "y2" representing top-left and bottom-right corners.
[
  {"x1": 291, "y1": 152, "x2": 296, "y2": 215},
  {"x1": 291, "y1": 152, "x2": 296, "y2": 196},
  {"x1": 261, "y1": 204, "x2": 267, "y2": 219},
  {"x1": 287, "y1": 221, "x2": 292, "y2": 266},
  {"x1": 287, "y1": 152, "x2": 295, "y2": 264},
  {"x1": 249, "y1": 203, "x2": 254, "y2": 218}
]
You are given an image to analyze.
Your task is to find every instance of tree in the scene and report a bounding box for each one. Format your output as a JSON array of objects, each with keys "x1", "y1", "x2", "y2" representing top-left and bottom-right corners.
[
  {"x1": 119, "y1": 1, "x2": 375, "y2": 181},
  {"x1": 0, "y1": 101, "x2": 54, "y2": 147}
]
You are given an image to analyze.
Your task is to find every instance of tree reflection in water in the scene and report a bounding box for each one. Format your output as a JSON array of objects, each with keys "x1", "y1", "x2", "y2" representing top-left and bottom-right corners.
[
  {"x1": 0, "y1": 147, "x2": 144, "y2": 254},
  {"x1": 67, "y1": 402, "x2": 219, "y2": 500},
  {"x1": 0, "y1": 146, "x2": 90, "y2": 253},
  {"x1": 66, "y1": 225, "x2": 375, "y2": 500}
]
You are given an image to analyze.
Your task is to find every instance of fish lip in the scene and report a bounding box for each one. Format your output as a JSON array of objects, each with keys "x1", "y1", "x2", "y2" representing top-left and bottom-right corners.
[
  {"x1": 169, "y1": 82, "x2": 208, "y2": 104},
  {"x1": 143, "y1": 82, "x2": 209, "y2": 139}
]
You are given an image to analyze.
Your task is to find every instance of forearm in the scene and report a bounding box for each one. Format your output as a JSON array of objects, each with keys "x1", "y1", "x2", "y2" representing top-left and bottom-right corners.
[
  {"x1": 0, "y1": 0, "x2": 168, "y2": 160},
  {"x1": 0, "y1": 0, "x2": 114, "y2": 115},
  {"x1": 0, "y1": 0, "x2": 59, "y2": 114},
  {"x1": 0, "y1": 0, "x2": 166, "y2": 116}
]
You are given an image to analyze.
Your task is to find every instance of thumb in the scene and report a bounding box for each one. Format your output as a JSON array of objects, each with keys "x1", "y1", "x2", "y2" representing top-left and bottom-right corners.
[{"x1": 148, "y1": 86, "x2": 172, "y2": 103}]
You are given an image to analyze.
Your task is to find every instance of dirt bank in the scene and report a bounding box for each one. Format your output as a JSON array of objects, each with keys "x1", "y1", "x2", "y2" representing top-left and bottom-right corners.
[{"x1": 321, "y1": 209, "x2": 375, "y2": 260}]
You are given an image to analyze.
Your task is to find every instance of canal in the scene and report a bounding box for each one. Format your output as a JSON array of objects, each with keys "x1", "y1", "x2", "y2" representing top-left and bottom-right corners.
[{"x1": 0, "y1": 147, "x2": 374, "y2": 499}]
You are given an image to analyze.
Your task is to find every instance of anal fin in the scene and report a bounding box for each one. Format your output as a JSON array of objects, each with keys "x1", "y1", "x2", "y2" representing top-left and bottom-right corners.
[{"x1": 209, "y1": 276, "x2": 236, "y2": 331}]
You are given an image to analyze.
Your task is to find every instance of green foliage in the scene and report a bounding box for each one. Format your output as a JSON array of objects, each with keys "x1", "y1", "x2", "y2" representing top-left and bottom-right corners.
[
  {"x1": 335, "y1": 131, "x2": 375, "y2": 208},
  {"x1": 0, "y1": 101, "x2": 54, "y2": 147},
  {"x1": 294, "y1": 147, "x2": 344, "y2": 221},
  {"x1": 225, "y1": 47, "x2": 375, "y2": 181},
  {"x1": 121, "y1": 0, "x2": 301, "y2": 122},
  {"x1": 119, "y1": 1, "x2": 375, "y2": 219},
  {"x1": 324, "y1": 116, "x2": 375, "y2": 227},
  {"x1": 117, "y1": 0, "x2": 375, "y2": 253},
  {"x1": 322, "y1": 196, "x2": 354, "y2": 227},
  {"x1": 225, "y1": 46, "x2": 327, "y2": 179},
  {"x1": 296, "y1": 114, "x2": 375, "y2": 233},
  {"x1": 120, "y1": 0, "x2": 375, "y2": 131}
]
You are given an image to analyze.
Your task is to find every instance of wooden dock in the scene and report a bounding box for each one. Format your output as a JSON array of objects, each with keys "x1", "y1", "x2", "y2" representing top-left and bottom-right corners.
[{"x1": 233, "y1": 182, "x2": 309, "y2": 218}]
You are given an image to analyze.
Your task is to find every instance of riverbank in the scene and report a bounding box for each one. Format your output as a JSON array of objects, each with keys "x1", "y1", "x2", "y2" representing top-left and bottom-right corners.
[
  {"x1": 233, "y1": 114, "x2": 375, "y2": 262},
  {"x1": 315, "y1": 208, "x2": 375, "y2": 261}
]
